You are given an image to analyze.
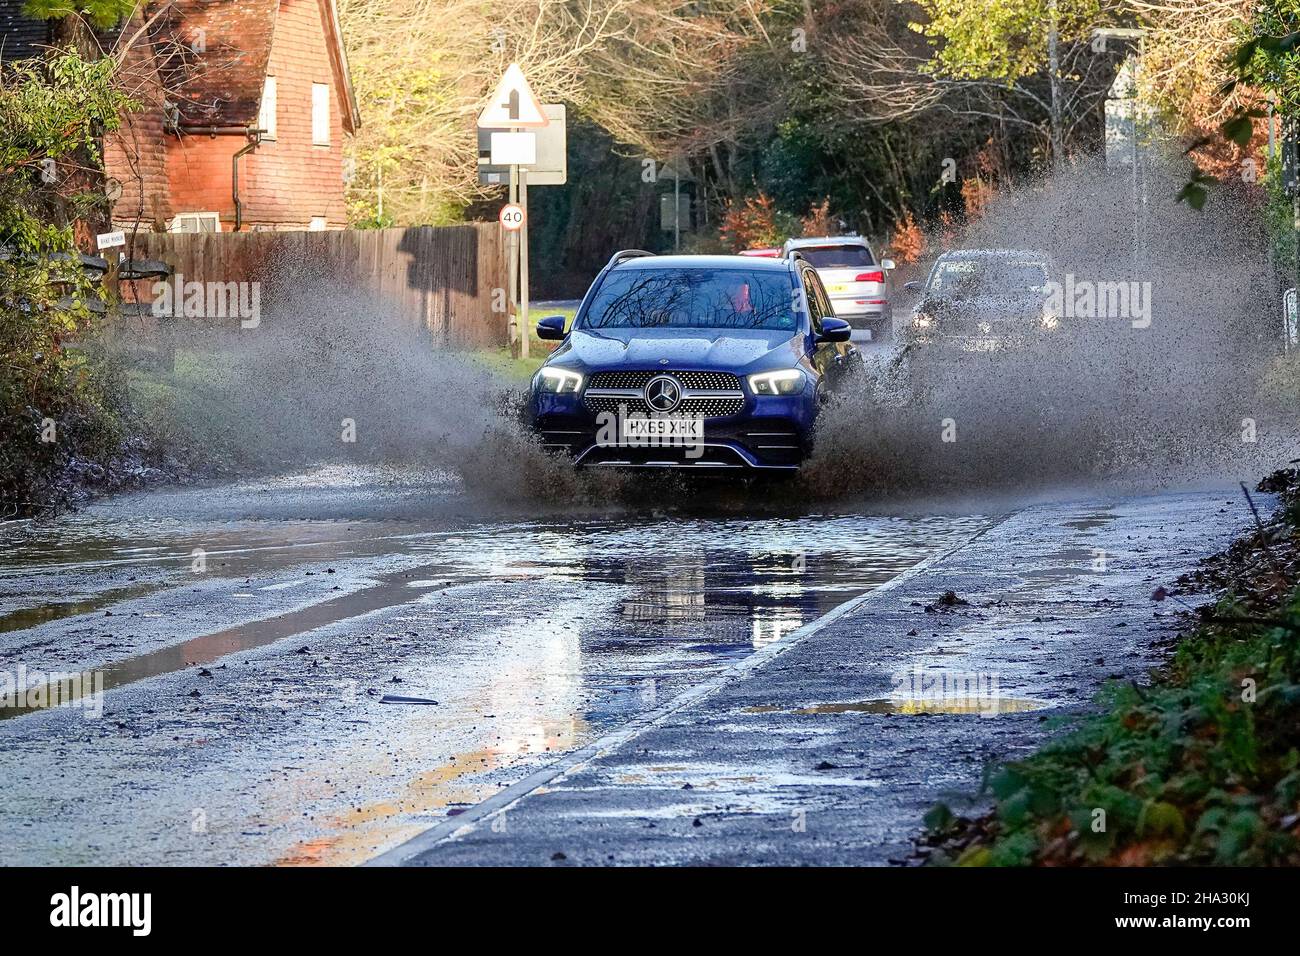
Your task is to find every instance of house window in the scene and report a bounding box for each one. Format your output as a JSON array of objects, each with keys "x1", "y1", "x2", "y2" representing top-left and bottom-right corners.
[
  {"x1": 308, "y1": 217, "x2": 327, "y2": 231},
  {"x1": 258, "y1": 75, "x2": 277, "y2": 140},
  {"x1": 311, "y1": 83, "x2": 330, "y2": 146},
  {"x1": 169, "y1": 212, "x2": 222, "y2": 233}
]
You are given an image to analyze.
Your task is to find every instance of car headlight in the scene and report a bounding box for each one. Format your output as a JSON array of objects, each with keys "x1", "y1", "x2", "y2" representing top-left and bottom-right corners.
[
  {"x1": 534, "y1": 367, "x2": 583, "y2": 394},
  {"x1": 747, "y1": 369, "x2": 806, "y2": 396}
]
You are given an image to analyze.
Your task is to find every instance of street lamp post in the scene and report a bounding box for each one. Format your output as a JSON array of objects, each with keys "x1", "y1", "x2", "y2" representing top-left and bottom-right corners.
[{"x1": 1094, "y1": 27, "x2": 1149, "y2": 280}]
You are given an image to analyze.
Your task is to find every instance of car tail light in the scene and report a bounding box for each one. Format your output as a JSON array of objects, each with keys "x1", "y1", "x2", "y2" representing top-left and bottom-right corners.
[{"x1": 854, "y1": 271, "x2": 885, "y2": 283}]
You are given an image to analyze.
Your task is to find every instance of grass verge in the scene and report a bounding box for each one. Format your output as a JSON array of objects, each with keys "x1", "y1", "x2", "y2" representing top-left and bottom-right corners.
[
  {"x1": 474, "y1": 307, "x2": 572, "y2": 383},
  {"x1": 923, "y1": 469, "x2": 1300, "y2": 866}
]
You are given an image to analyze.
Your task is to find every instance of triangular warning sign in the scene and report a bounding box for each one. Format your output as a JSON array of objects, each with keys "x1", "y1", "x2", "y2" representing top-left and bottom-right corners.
[{"x1": 477, "y1": 63, "x2": 549, "y2": 129}]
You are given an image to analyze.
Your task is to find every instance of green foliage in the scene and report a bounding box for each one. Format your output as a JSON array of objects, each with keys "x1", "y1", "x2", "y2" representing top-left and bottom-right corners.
[
  {"x1": 525, "y1": 118, "x2": 666, "y2": 296},
  {"x1": 351, "y1": 210, "x2": 397, "y2": 230},
  {"x1": 1, "y1": 49, "x2": 133, "y2": 512},
  {"x1": 1, "y1": 50, "x2": 128, "y2": 239},
  {"x1": 910, "y1": 0, "x2": 1102, "y2": 82},
  {"x1": 1239, "y1": 3, "x2": 1300, "y2": 113},
  {"x1": 21, "y1": 0, "x2": 135, "y2": 30}
]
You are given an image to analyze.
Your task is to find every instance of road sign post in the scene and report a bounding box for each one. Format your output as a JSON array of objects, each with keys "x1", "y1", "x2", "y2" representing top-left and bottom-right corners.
[
  {"x1": 674, "y1": 163, "x2": 681, "y2": 252},
  {"x1": 478, "y1": 64, "x2": 554, "y2": 357},
  {"x1": 1284, "y1": 287, "x2": 1297, "y2": 350},
  {"x1": 508, "y1": 163, "x2": 519, "y2": 355},
  {"x1": 520, "y1": 171, "x2": 529, "y2": 360}
]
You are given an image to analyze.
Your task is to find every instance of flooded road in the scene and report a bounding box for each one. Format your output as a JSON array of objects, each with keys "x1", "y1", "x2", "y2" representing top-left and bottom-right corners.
[
  {"x1": 0, "y1": 466, "x2": 986, "y2": 865},
  {"x1": 383, "y1": 489, "x2": 1255, "y2": 867}
]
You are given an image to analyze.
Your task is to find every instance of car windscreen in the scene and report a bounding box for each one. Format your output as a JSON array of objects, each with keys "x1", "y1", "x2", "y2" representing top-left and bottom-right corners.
[
  {"x1": 925, "y1": 258, "x2": 1048, "y2": 298},
  {"x1": 796, "y1": 245, "x2": 874, "y2": 269},
  {"x1": 580, "y1": 268, "x2": 799, "y2": 332}
]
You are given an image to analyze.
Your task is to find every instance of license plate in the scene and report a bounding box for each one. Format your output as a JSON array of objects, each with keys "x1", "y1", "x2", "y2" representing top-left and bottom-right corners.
[
  {"x1": 960, "y1": 338, "x2": 1000, "y2": 352},
  {"x1": 827, "y1": 284, "x2": 848, "y2": 293},
  {"x1": 621, "y1": 417, "x2": 703, "y2": 442}
]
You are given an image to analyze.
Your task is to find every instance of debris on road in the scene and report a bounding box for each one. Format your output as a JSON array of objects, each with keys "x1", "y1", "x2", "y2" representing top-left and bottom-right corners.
[{"x1": 378, "y1": 695, "x2": 439, "y2": 706}]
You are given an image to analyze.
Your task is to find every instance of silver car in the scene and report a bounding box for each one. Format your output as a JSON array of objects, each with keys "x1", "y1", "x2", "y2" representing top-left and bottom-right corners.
[{"x1": 783, "y1": 236, "x2": 895, "y2": 342}]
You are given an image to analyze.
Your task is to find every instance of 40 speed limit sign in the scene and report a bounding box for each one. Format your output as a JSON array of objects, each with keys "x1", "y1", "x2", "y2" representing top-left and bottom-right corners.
[{"x1": 499, "y1": 203, "x2": 525, "y2": 231}]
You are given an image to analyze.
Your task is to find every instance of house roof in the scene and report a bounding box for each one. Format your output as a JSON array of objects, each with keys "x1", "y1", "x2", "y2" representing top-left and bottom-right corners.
[
  {"x1": 0, "y1": 2, "x2": 52, "y2": 60},
  {"x1": 141, "y1": 0, "x2": 359, "y2": 133}
]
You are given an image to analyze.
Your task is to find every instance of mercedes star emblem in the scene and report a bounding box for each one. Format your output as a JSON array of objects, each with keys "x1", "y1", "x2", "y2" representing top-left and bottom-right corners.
[{"x1": 643, "y1": 375, "x2": 682, "y2": 413}]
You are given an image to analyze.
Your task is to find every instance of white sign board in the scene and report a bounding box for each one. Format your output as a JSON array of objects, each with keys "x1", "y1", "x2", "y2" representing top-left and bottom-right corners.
[
  {"x1": 96, "y1": 230, "x2": 126, "y2": 250},
  {"x1": 477, "y1": 63, "x2": 548, "y2": 129},
  {"x1": 1285, "y1": 288, "x2": 1298, "y2": 349},
  {"x1": 479, "y1": 104, "x2": 567, "y2": 186},
  {"x1": 490, "y1": 132, "x2": 536, "y2": 166},
  {"x1": 499, "y1": 203, "x2": 525, "y2": 231}
]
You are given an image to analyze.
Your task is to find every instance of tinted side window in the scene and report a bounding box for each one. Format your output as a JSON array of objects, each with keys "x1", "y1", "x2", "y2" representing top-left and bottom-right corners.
[
  {"x1": 812, "y1": 272, "x2": 836, "y2": 320},
  {"x1": 801, "y1": 269, "x2": 825, "y2": 333}
]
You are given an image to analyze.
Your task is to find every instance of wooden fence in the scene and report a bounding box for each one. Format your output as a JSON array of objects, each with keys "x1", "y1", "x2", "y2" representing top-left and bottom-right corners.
[{"x1": 121, "y1": 224, "x2": 508, "y2": 349}]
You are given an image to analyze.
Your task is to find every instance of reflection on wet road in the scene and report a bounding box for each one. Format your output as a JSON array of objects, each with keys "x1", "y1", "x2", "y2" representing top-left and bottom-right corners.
[{"x1": 0, "y1": 467, "x2": 987, "y2": 865}]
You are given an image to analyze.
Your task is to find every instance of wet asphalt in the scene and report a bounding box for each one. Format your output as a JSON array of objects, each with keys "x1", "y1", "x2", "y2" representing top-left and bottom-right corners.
[
  {"x1": 0, "y1": 460, "x2": 1261, "y2": 866},
  {"x1": 0, "y1": 466, "x2": 985, "y2": 865},
  {"x1": 377, "y1": 489, "x2": 1258, "y2": 866}
]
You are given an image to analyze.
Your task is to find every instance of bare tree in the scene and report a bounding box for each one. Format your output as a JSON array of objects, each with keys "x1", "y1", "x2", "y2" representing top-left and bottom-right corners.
[
  {"x1": 1124, "y1": 0, "x2": 1258, "y2": 126},
  {"x1": 337, "y1": 0, "x2": 779, "y2": 224}
]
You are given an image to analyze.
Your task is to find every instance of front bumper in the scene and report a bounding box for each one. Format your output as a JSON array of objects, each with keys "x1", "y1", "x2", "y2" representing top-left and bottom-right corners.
[{"x1": 529, "y1": 374, "x2": 816, "y2": 470}]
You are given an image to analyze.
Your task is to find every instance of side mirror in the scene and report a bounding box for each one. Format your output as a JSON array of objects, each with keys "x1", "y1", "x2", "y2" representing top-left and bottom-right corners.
[
  {"x1": 881, "y1": 258, "x2": 896, "y2": 271},
  {"x1": 903, "y1": 281, "x2": 921, "y2": 294},
  {"x1": 535, "y1": 314, "x2": 567, "y2": 340},
  {"x1": 818, "y1": 317, "x2": 852, "y2": 343}
]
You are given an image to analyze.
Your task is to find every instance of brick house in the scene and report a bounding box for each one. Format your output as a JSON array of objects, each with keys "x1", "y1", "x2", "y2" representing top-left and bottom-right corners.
[
  {"x1": 117, "y1": 0, "x2": 360, "y2": 232},
  {"x1": 4, "y1": 0, "x2": 360, "y2": 232}
]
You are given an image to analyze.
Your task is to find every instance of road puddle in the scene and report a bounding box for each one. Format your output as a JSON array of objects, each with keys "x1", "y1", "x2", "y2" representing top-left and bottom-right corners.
[
  {"x1": 0, "y1": 563, "x2": 458, "y2": 719},
  {"x1": 746, "y1": 696, "x2": 1051, "y2": 716},
  {"x1": 1061, "y1": 509, "x2": 1115, "y2": 532},
  {"x1": 0, "y1": 581, "x2": 162, "y2": 633},
  {"x1": 0, "y1": 473, "x2": 995, "y2": 863}
]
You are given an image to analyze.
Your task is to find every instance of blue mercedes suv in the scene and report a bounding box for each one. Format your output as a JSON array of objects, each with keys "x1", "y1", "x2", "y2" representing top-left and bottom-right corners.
[{"x1": 527, "y1": 250, "x2": 858, "y2": 470}]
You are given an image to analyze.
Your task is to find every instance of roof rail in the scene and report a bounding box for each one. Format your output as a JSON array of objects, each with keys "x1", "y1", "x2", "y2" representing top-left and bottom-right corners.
[{"x1": 605, "y1": 249, "x2": 656, "y2": 269}]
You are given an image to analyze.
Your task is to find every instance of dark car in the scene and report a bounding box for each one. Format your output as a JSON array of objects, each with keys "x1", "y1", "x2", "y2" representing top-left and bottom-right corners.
[
  {"x1": 527, "y1": 250, "x2": 859, "y2": 470},
  {"x1": 903, "y1": 249, "x2": 1058, "y2": 353}
]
